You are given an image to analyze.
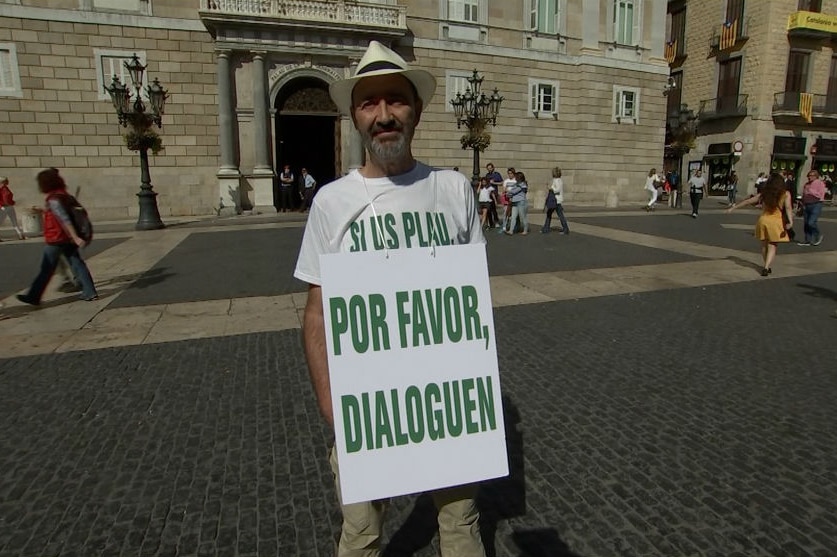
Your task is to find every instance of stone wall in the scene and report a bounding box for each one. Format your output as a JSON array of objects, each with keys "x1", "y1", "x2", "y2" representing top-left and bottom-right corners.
[{"x1": 0, "y1": 2, "x2": 217, "y2": 220}]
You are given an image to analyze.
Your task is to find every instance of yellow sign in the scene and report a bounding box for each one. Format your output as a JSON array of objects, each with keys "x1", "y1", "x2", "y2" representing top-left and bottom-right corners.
[{"x1": 788, "y1": 10, "x2": 837, "y2": 33}]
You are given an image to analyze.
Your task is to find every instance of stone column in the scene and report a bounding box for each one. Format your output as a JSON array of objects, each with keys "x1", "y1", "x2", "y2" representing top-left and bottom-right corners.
[
  {"x1": 216, "y1": 49, "x2": 241, "y2": 215},
  {"x1": 251, "y1": 51, "x2": 275, "y2": 209},
  {"x1": 345, "y1": 58, "x2": 364, "y2": 171},
  {"x1": 581, "y1": 0, "x2": 600, "y2": 53}
]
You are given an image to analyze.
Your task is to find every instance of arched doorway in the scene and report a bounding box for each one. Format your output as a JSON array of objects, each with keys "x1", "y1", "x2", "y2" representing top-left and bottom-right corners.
[{"x1": 274, "y1": 77, "x2": 340, "y2": 210}]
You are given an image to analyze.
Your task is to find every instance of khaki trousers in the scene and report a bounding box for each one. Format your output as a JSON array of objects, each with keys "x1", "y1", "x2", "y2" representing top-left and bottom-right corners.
[{"x1": 329, "y1": 447, "x2": 486, "y2": 557}]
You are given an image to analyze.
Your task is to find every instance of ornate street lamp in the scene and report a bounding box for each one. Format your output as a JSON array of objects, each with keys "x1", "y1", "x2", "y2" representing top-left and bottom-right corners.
[
  {"x1": 104, "y1": 53, "x2": 169, "y2": 230},
  {"x1": 450, "y1": 69, "x2": 504, "y2": 185}
]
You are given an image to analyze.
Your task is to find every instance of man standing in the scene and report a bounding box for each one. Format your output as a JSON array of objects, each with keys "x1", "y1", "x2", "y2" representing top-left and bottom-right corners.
[
  {"x1": 484, "y1": 162, "x2": 503, "y2": 228},
  {"x1": 278, "y1": 164, "x2": 294, "y2": 212},
  {"x1": 798, "y1": 169, "x2": 826, "y2": 246},
  {"x1": 688, "y1": 168, "x2": 708, "y2": 218},
  {"x1": 299, "y1": 167, "x2": 317, "y2": 213},
  {"x1": 294, "y1": 41, "x2": 486, "y2": 557},
  {"x1": 727, "y1": 170, "x2": 739, "y2": 207}
]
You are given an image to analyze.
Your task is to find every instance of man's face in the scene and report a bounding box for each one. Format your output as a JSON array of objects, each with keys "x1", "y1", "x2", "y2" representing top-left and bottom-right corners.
[
  {"x1": 696, "y1": 170, "x2": 702, "y2": 177},
  {"x1": 352, "y1": 74, "x2": 421, "y2": 164},
  {"x1": 486, "y1": 164, "x2": 494, "y2": 173}
]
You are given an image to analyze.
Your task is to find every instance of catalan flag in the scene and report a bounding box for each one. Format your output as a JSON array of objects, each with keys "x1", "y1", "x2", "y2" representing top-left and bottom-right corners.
[
  {"x1": 665, "y1": 41, "x2": 677, "y2": 64},
  {"x1": 720, "y1": 20, "x2": 738, "y2": 50},
  {"x1": 799, "y1": 92, "x2": 814, "y2": 124}
]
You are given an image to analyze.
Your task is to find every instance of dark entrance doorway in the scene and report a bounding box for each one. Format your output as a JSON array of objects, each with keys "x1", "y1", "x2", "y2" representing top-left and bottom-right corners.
[{"x1": 275, "y1": 77, "x2": 339, "y2": 210}]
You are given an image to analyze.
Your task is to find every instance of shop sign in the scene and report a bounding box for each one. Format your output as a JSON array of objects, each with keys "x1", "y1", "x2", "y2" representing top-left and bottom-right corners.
[{"x1": 788, "y1": 11, "x2": 837, "y2": 34}]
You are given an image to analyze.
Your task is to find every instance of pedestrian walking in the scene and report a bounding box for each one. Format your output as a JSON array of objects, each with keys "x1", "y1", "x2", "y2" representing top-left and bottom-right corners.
[
  {"x1": 299, "y1": 167, "x2": 317, "y2": 213},
  {"x1": 643, "y1": 168, "x2": 662, "y2": 211},
  {"x1": 726, "y1": 173, "x2": 794, "y2": 276},
  {"x1": 484, "y1": 163, "x2": 503, "y2": 228},
  {"x1": 0, "y1": 177, "x2": 26, "y2": 241},
  {"x1": 668, "y1": 169, "x2": 680, "y2": 208},
  {"x1": 727, "y1": 170, "x2": 739, "y2": 206},
  {"x1": 476, "y1": 176, "x2": 495, "y2": 229},
  {"x1": 293, "y1": 40, "x2": 486, "y2": 557},
  {"x1": 497, "y1": 167, "x2": 516, "y2": 234},
  {"x1": 506, "y1": 171, "x2": 529, "y2": 235},
  {"x1": 16, "y1": 168, "x2": 98, "y2": 305},
  {"x1": 798, "y1": 169, "x2": 826, "y2": 246},
  {"x1": 541, "y1": 166, "x2": 569, "y2": 234},
  {"x1": 688, "y1": 169, "x2": 708, "y2": 217}
]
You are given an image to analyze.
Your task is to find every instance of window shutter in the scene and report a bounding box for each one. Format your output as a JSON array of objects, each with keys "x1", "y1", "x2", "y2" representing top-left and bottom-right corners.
[
  {"x1": 550, "y1": 84, "x2": 558, "y2": 115},
  {"x1": 614, "y1": 89, "x2": 622, "y2": 117},
  {"x1": 0, "y1": 50, "x2": 12, "y2": 90},
  {"x1": 478, "y1": 0, "x2": 488, "y2": 25},
  {"x1": 527, "y1": 0, "x2": 537, "y2": 30},
  {"x1": 449, "y1": 0, "x2": 464, "y2": 22},
  {"x1": 554, "y1": 0, "x2": 563, "y2": 34},
  {"x1": 531, "y1": 83, "x2": 537, "y2": 112},
  {"x1": 632, "y1": 0, "x2": 642, "y2": 46},
  {"x1": 606, "y1": 0, "x2": 615, "y2": 42}
]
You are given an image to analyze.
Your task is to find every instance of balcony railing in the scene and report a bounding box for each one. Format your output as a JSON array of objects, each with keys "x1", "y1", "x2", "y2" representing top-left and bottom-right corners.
[
  {"x1": 698, "y1": 94, "x2": 748, "y2": 120},
  {"x1": 199, "y1": 0, "x2": 407, "y2": 30},
  {"x1": 774, "y1": 91, "x2": 837, "y2": 117}
]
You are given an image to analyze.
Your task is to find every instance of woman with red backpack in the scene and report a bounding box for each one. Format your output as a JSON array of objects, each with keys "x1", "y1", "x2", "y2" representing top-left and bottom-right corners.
[
  {"x1": 16, "y1": 168, "x2": 98, "y2": 305},
  {"x1": 0, "y1": 176, "x2": 25, "y2": 241}
]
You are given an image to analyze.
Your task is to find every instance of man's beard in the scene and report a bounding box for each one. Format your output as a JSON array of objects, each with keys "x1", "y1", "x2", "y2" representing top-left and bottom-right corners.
[{"x1": 361, "y1": 120, "x2": 414, "y2": 163}]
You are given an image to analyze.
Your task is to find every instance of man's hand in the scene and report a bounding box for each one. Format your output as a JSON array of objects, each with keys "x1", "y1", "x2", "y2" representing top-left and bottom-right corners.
[
  {"x1": 302, "y1": 285, "x2": 334, "y2": 428},
  {"x1": 72, "y1": 235, "x2": 87, "y2": 248}
]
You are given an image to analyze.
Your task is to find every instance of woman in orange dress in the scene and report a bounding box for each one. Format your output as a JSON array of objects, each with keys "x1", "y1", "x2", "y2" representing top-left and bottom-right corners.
[{"x1": 726, "y1": 173, "x2": 794, "y2": 276}]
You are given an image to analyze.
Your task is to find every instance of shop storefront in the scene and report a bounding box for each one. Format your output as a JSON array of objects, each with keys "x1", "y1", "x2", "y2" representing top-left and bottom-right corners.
[
  {"x1": 770, "y1": 136, "x2": 807, "y2": 185},
  {"x1": 704, "y1": 143, "x2": 734, "y2": 196}
]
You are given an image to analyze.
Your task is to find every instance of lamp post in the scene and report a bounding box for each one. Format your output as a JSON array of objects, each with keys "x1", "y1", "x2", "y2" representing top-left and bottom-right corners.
[
  {"x1": 666, "y1": 103, "x2": 697, "y2": 189},
  {"x1": 104, "y1": 53, "x2": 169, "y2": 230},
  {"x1": 450, "y1": 69, "x2": 504, "y2": 186}
]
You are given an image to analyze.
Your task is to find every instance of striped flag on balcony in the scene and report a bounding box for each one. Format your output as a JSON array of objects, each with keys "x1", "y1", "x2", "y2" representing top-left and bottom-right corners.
[
  {"x1": 800, "y1": 92, "x2": 814, "y2": 124},
  {"x1": 665, "y1": 41, "x2": 677, "y2": 64},
  {"x1": 720, "y1": 20, "x2": 738, "y2": 50}
]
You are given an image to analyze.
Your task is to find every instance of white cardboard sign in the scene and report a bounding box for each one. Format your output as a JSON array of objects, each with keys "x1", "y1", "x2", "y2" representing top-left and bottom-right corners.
[{"x1": 320, "y1": 244, "x2": 508, "y2": 505}]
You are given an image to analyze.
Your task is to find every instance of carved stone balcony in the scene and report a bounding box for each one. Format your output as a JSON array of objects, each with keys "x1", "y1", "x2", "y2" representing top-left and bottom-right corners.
[{"x1": 199, "y1": 0, "x2": 408, "y2": 40}]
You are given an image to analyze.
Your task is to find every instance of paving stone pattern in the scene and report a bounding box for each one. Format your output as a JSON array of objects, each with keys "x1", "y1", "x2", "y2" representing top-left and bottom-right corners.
[
  {"x1": 1, "y1": 273, "x2": 836, "y2": 556},
  {"x1": 106, "y1": 227, "x2": 701, "y2": 309}
]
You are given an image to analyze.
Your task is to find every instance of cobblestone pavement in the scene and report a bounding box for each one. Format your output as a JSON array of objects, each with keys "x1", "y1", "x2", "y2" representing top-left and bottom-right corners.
[{"x1": 1, "y1": 209, "x2": 836, "y2": 556}]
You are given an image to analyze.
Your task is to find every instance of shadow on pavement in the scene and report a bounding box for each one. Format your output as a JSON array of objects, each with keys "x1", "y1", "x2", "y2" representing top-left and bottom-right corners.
[
  {"x1": 382, "y1": 396, "x2": 581, "y2": 557},
  {"x1": 796, "y1": 282, "x2": 837, "y2": 302}
]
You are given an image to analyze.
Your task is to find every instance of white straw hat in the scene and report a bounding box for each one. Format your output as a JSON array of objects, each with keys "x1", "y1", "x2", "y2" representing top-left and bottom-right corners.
[{"x1": 329, "y1": 41, "x2": 436, "y2": 115}]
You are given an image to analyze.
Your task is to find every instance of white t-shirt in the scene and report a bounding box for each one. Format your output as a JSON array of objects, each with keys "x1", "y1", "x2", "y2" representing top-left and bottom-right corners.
[
  {"x1": 478, "y1": 185, "x2": 494, "y2": 203},
  {"x1": 645, "y1": 174, "x2": 661, "y2": 191},
  {"x1": 294, "y1": 162, "x2": 484, "y2": 286},
  {"x1": 502, "y1": 178, "x2": 516, "y2": 192},
  {"x1": 550, "y1": 177, "x2": 564, "y2": 205}
]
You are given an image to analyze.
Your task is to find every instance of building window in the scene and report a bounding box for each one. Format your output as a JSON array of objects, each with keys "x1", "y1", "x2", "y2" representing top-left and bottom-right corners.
[
  {"x1": 725, "y1": 0, "x2": 745, "y2": 24},
  {"x1": 95, "y1": 49, "x2": 147, "y2": 101},
  {"x1": 0, "y1": 43, "x2": 23, "y2": 98},
  {"x1": 613, "y1": 0, "x2": 641, "y2": 45},
  {"x1": 445, "y1": 71, "x2": 473, "y2": 112},
  {"x1": 449, "y1": 0, "x2": 479, "y2": 23},
  {"x1": 798, "y1": 0, "x2": 821, "y2": 12},
  {"x1": 613, "y1": 86, "x2": 640, "y2": 123},
  {"x1": 716, "y1": 56, "x2": 742, "y2": 113},
  {"x1": 80, "y1": 0, "x2": 151, "y2": 14},
  {"x1": 528, "y1": 0, "x2": 563, "y2": 34},
  {"x1": 785, "y1": 50, "x2": 811, "y2": 93},
  {"x1": 529, "y1": 79, "x2": 559, "y2": 118},
  {"x1": 666, "y1": 5, "x2": 686, "y2": 58}
]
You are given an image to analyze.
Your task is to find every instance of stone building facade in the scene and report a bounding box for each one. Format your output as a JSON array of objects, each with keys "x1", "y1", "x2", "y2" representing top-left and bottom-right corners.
[
  {"x1": 668, "y1": 0, "x2": 837, "y2": 197},
  {"x1": 0, "y1": 0, "x2": 669, "y2": 220}
]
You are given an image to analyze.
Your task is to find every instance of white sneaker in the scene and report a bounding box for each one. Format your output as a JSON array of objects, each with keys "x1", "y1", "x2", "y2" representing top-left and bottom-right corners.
[{"x1": 813, "y1": 235, "x2": 824, "y2": 246}]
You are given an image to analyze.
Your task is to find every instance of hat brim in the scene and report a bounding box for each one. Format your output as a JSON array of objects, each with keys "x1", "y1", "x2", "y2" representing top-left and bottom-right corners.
[{"x1": 329, "y1": 68, "x2": 436, "y2": 115}]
